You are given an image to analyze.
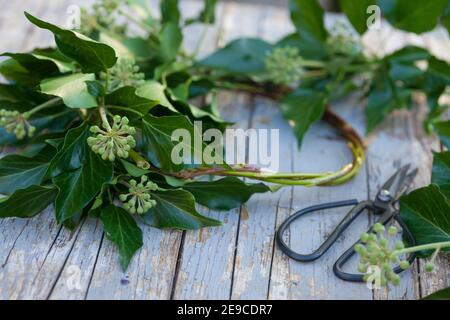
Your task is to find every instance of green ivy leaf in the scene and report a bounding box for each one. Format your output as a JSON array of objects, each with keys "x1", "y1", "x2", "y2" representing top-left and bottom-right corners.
[
  {"x1": 100, "y1": 204, "x2": 143, "y2": 271},
  {"x1": 40, "y1": 73, "x2": 98, "y2": 109},
  {"x1": 289, "y1": 0, "x2": 328, "y2": 55},
  {"x1": 160, "y1": 0, "x2": 180, "y2": 26},
  {"x1": 339, "y1": 0, "x2": 376, "y2": 34},
  {"x1": 198, "y1": 38, "x2": 273, "y2": 75},
  {"x1": 183, "y1": 177, "x2": 273, "y2": 211},
  {"x1": 423, "y1": 287, "x2": 450, "y2": 300},
  {"x1": 1, "y1": 53, "x2": 61, "y2": 80},
  {"x1": 0, "y1": 185, "x2": 57, "y2": 218},
  {"x1": 54, "y1": 144, "x2": 113, "y2": 224},
  {"x1": 281, "y1": 88, "x2": 328, "y2": 146},
  {"x1": 141, "y1": 189, "x2": 222, "y2": 229},
  {"x1": 46, "y1": 123, "x2": 92, "y2": 177},
  {"x1": 25, "y1": 12, "x2": 117, "y2": 73},
  {"x1": 139, "y1": 115, "x2": 207, "y2": 172},
  {"x1": 198, "y1": 0, "x2": 217, "y2": 24},
  {"x1": 432, "y1": 151, "x2": 450, "y2": 200},
  {"x1": 378, "y1": 0, "x2": 448, "y2": 34},
  {"x1": 400, "y1": 184, "x2": 450, "y2": 255},
  {"x1": 0, "y1": 145, "x2": 55, "y2": 195},
  {"x1": 135, "y1": 81, "x2": 178, "y2": 113},
  {"x1": 434, "y1": 121, "x2": 450, "y2": 149},
  {"x1": 158, "y1": 23, "x2": 182, "y2": 62},
  {"x1": 106, "y1": 86, "x2": 158, "y2": 118}
]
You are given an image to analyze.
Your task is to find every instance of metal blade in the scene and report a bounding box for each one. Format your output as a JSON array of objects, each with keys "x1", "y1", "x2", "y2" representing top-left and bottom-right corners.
[
  {"x1": 375, "y1": 164, "x2": 415, "y2": 203},
  {"x1": 392, "y1": 168, "x2": 418, "y2": 202}
]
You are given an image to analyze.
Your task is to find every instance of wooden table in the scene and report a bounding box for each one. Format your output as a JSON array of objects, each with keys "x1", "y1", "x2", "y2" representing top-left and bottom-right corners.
[{"x1": 0, "y1": 0, "x2": 449, "y2": 300}]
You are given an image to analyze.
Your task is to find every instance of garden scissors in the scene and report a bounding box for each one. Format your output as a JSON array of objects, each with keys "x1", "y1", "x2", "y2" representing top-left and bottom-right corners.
[{"x1": 276, "y1": 164, "x2": 418, "y2": 282}]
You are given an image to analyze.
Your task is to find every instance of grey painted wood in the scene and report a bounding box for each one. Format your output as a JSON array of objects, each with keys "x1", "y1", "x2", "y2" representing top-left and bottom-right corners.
[{"x1": 173, "y1": 2, "x2": 263, "y2": 300}]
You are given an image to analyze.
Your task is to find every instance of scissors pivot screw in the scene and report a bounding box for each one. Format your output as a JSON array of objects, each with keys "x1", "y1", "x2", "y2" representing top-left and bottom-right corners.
[{"x1": 378, "y1": 189, "x2": 392, "y2": 202}]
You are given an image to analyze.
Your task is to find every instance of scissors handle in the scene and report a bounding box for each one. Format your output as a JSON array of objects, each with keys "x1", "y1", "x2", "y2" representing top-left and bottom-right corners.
[
  {"x1": 276, "y1": 199, "x2": 373, "y2": 262},
  {"x1": 333, "y1": 214, "x2": 417, "y2": 282}
]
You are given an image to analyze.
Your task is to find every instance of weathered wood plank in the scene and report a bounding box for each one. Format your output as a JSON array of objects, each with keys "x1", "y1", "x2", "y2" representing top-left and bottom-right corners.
[
  {"x1": 173, "y1": 2, "x2": 264, "y2": 300},
  {"x1": 79, "y1": 0, "x2": 224, "y2": 300},
  {"x1": 0, "y1": 0, "x2": 81, "y2": 300}
]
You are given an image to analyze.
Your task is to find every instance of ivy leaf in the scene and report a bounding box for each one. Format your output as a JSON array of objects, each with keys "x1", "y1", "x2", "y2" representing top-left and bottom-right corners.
[
  {"x1": 139, "y1": 115, "x2": 206, "y2": 172},
  {"x1": 289, "y1": 0, "x2": 328, "y2": 56},
  {"x1": 106, "y1": 86, "x2": 158, "y2": 118},
  {"x1": 183, "y1": 177, "x2": 273, "y2": 211},
  {"x1": 281, "y1": 88, "x2": 328, "y2": 146},
  {"x1": 378, "y1": 0, "x2": 448, "y2": 34},
  {"x1": 46, "y1": 123, "x2": 92, "y2": 177},
  {"x1": 339, "y1": 0, "x2": 376, "y2": 35},
  {"x1": 31, "y1": 48, "x2": 76, "y2": 73},
  {"x1": 198, "y1": 38, "x2": 273, "y2": 75},
  {"x1": 365, "y1": 64, "x2": 413, "y2": 132},
  {"x1": 442, "y1": 2, "x2": 450, "y2": 35},
  {"x1": 100, "y1": 205, "x2": 143, "y2": 271},
  {"x1": 400, "y1": 184, "x2": 450, "y2": 255},
  {"x1": 434, "y1": 121, "x2": 450, "y2": 149},
  {"x1": 158, "y1": 23, "x2": 182, "y2": 62},
  {"x1": 141, "y1": 189, "x2": 222, "y2": 229},
  {"x1": 160, "y1": 0, "x2": 180, "y2": 26},
  {"x1": 431, "y1": 151, "x2": 450, "y2": 200},
  {"x1": 0, "y1": 145, "x2": 55, "y2": 195},
  {"x1": 135, "y1": 81, "x2": 178, "y2": 113},
  {"x1": 197, "y1": 0, "x2": 217, "y2": 24},
  {"x1": 25, "y1": 12, "x2": 117, "y2": 73},
  {"x1": 423, "y1": 287, "x2": 450, "y2": 300},
  {"x1": 40, "y1": 73, "x2": 98, "y2": 109},
  {"x1": 54, "y1": 145, "x2": 113, "y2": 224},
  {"x1": 186, "y1": 0, "x2": 217, "y2": 25},
  {"x1": 1, "y1": 53, "x2": 61, "y2": 79},
  {"x1": 0, "y1": 185, "x2": 57, "y2": 218}
]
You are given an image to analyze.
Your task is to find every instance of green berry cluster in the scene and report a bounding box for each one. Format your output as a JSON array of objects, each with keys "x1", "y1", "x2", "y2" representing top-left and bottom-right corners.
[
  {"x1": 354, "y1": 223, "x2": 410, "y2": 287},
  {"x1": 79, "y1": 0, "x2": 126, "y2": 35},
  {"x1": 87, "y1": 115, "x2": 136, "y2": 162},
  {"x1": 265, "y1": 46, "x2": 305, "y2": 86},
  {"x1": 119, "y1": 176, "x2": 158, "y2": 214},
  {"x1": 102, "y1": 58, "x2": 145, "y2": 92},
  {"x1": 326, "y1": 21, "x2": 362, "y2": 57},
  {"x1": 0, "y1": 109, "x2": 36, "y2": 139}
]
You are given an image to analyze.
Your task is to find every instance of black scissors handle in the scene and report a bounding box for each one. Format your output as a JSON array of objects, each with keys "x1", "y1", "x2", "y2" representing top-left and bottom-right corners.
[
  {"x1": 333, "y1": 213, "x2": 417, "y2": 282},
  {"x1": 276, "y1": 199, "x2": 373, "y2": 262}
]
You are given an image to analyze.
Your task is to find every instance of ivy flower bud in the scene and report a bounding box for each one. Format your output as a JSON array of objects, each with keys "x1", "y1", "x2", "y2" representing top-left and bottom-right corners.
[
  {"x1": 265, "y1": 46, "x2": 305, "y2": 86},
  {"x1": 424, "y1": 262, "x2": 434, "y2": 272},
  {"x1": 0, "y1": 109, "x2": 36, "y2": 139},
  {"x1": 87, "y1": 115, "x2": 136, "y2": 162},
  {"x1": 119, "y1": 176, "x2": 159, "y2": 215}
]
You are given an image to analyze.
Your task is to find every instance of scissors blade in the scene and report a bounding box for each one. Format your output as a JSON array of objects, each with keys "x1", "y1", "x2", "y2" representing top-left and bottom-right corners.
[
  {"x1": 375, "y1": 164, "x2": 417, "y2": 203},
  {"x1": 393, "y1": 168, "x2": 418, "y2": 202}
]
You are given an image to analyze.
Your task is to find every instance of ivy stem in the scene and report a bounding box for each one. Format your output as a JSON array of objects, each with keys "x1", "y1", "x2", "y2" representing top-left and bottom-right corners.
[
  {"x1": 192, "y1": 25, "x2": 209, "y2": 59},
  {"x1": 396, "y1": 241, "x2": 450, "y2": 255},
  {"x1": 118, "y1": 8, "x2": 153, "y2": 33},
  {"x1": 98, "y1": 106, "x2": 111, "y2": 131},
  {"x1": 27, "y1": 98, "x2": 63, "y2": 116}
]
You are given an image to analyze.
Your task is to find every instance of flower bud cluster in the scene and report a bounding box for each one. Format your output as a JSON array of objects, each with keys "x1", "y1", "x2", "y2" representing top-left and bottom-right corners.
[
  {"x1": 326, "y1": 21, "x2": 362, "y2": 57},
  {"x1": 119, "y1": 176, "x2": 158, "y2": 214},
  {"x1": 355, "y1": 223, "x2": 410, "y2": 287},
  {"x1": 265, "y1": 46, "x2": 305, "y2": 85},
  {"x1": 102, "y1": 58, "x2": 145, "y2": 92},
  {"x1": 0, "y1": 109, "x2": 36, "y2": 139},
  {"x1": 87, "y1": 115, "x2": 136, "y2": 162}
]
